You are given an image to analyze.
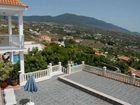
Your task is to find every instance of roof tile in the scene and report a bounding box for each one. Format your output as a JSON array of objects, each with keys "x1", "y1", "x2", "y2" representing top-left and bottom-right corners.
[{"x1": 0, "y1": 0, "x2": 27, "y2": 7}]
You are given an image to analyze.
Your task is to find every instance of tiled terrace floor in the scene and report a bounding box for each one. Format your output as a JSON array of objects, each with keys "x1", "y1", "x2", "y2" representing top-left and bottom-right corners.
[
  {"x1": 15, "y1": 76, "x2": 111, "y2": 105},
  {"x1": 66, "y1": 71, "x2": 140, "y2": 105}
]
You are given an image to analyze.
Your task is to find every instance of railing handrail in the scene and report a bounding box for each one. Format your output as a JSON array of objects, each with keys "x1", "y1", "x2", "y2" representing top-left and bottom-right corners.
[
  {"x1": 71, "y1": 64, "x2": 82, "y2": 68},
  {"x1": 20, "y1": 63, "x2": 63, "y2": 86},
  {"x1": 23, "y1": 68, "x2": 49, "y2": 75},
  {"x1": 84, "y1": 64, "x2": 103, "y2": 71},
  {"x1": 83, "y1": 64, "x2": 140, "y2": 87},
  {"x1": 52, "y1": 65, "x2": 59, "y2": 68},
  {"x1": 84, "y1": 64, "x2": 136, "y2": 78}
]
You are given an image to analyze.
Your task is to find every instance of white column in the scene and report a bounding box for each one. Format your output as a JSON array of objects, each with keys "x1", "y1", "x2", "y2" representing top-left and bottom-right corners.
[
  {"x1": 59, "y1": 62, "x2": 62, "y2": 72},
  {"x1": 8, "y1": 16, "x2": 12, "y2": 48},
  {"x1": 103, "y1": 66, "x2": 107, "y2": 76},
  {"x1": 82, "y1": 61, "x2": 85, "y2": 70},
  {"x1": 18, "y1": 12, "x2": 24, "y2": 48},
  {"x1": 68, "y1": 64, "x2": 72, "y2": 74},
  {"x1": 19, "y1": 51, "x2": 25, "y2": 74},
  {"x1": 48, "y1": 63, "x2": 52, "y2": 76},
  {"x1": 132, "y1": 73, "x2": 136, "y2": 84},
  {"x1": 8, "y1": 16, "x2": 12, "y2": 35},
  {"x1": 82, "y1": 61, "x2": 85, "y2": 65},
  {"x1": 18, "y1": 12, "x2": 25, "y2": 74}
]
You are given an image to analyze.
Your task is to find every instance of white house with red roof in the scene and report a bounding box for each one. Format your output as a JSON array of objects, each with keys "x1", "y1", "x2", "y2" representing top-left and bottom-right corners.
[
  {"x1": 129, "y1": 67, "x2": 140, "y2": 78},
  {"x1": 118, "y1": 55, "x2": 130, "y2": 62},
  {"x1": 0, "y1": 0, "x2": 27, "y2": 74}
]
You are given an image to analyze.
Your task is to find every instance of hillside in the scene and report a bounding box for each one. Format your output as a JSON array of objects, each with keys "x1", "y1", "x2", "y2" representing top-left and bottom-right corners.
[{"x1": 23, "y1": 13, "x2": 130, "y2": 33}]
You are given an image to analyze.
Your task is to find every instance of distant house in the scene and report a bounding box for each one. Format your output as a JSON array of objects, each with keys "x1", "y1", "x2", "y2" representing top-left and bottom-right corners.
[
  {"x1": 24, "y1": 41, "x2": 44, "y2": 53},
  {"x1": 94, "y1": 48, "x2": 107, "y2": 57},
  {"x1": 95, "y1": 51, "x2": 106, "y2": 57},
  {"x1": 38, "y1": 35, "x2": 51, "y2": 43},
  {"x1": 29, "y1": 29, "x2": 40, "y2": 35},
  {"x1": 75, "y1": 38, "x2": 83, "y2": 43},
  {"x1": 63, "y1": 36, "x2": 74, "y2": 40},
  {"x1": 132, "y1": 70, "x2": 140, "y2": 77},
  {"x1": 118, "y1": 55, "x2": 130, "y2": 62},
  {"x1": 129, "y1": 67, "x2": 140, "y2": 77},
  {"x1": 55, "y1": 41, "x2": 65, "y2": 47}
]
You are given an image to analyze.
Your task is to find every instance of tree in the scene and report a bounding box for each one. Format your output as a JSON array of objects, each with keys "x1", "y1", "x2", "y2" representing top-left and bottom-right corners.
[
  {"x1": 114, "y1": 61, "x2": 129, "y2": 73},
  {"x1": 25, "y1": 48, "x2": 47, "y2": 73}
]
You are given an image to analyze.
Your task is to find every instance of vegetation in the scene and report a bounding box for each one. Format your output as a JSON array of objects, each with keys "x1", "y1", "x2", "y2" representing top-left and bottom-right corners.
[
  {"x1": 12, "y1": 39, "x2": 130, "y2": 73},
  {"x1": 0, "y1": 60, "x2": 13, "y2": 81},
  {"x1": 1, "y1": 16, "x2": 140, "y2": 74},
  {"x1": 24, "y1": 48, "x2": 47, "y2": 73},
  {"x1": 114, "y1": 61, "x2": 129, "y2": 73},
  {"x1": 10, "y1": 63, "x2": 20, "y2": 81}
]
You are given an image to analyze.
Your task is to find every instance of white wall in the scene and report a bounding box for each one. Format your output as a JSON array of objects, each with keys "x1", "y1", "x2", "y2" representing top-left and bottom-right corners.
[{"x1": 24, "y1": 41, "x2": 44, "y2": 53}]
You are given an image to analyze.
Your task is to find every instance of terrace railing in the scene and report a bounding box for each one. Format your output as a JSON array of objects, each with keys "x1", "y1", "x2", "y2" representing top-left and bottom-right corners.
[
  {"x1": 20, "y1": 62, "x2": 63, "y2": 86},
  {"x1": 62, "y1": 67, "x2": 67, "y2": 74},
  {"x1": 20, "y1": 61, "x2": 140, "y2": 87},
  {"x1": 83, "y1": 64, "x2": 140, "y2": 87},
  {"x1": 0, "y1": 35, "x2": 24, "y2": 49},
  {"x1": 71, "y1": 64, "x2": 83, "y2": 73},
  {"x1": 52, "y1": 65, "x2": 60, "y2": 72},
  {"x1": 20, "y1": 69, "x2": 49, "y2": 86}
]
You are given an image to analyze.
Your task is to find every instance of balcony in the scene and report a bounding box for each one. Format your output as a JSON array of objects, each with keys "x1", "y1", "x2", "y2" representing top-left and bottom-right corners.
[{"x1": 0, "y1": 35, "x2": 24, "y2": 51}]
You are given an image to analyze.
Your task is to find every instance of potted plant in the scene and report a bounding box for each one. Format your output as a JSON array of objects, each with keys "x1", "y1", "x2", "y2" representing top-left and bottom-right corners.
[
  {"x1": 11, "y1": 80, "x2": 18, "y2": 86},
  {"x1": 0, "y1": 60, "x2": 13, "y2": 89},
  {"x1": 10, "y1": 72, "x2": 19, "y2": 86},
  {"x1": 10, "y1": 62, "x2": 20, "y2": 86}
]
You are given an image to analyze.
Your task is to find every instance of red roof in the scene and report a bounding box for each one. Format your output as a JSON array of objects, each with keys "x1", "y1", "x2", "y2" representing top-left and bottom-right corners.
[
  {"x1": 133, "y1": 70, "x2": 140, "y2": 77},
  {"x1": 0, "y1": 0, "x2": 27, "y2": 7},
  {"x1": 118, "y1": 55, "x2": 130, "y2": 61},
  {"x1": 129, "y1": 67, "x2": 140, "y2": 77}
]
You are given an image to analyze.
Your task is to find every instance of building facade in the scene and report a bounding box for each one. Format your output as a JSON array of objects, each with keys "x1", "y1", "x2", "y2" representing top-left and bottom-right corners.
[{"x1": 0, "y1": 0, "x2": 28, "y2": 74}]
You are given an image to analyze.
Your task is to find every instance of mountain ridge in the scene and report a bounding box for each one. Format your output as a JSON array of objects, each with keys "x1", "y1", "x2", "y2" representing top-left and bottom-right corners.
[{"x1": 22, "y1": 13, "x2": 137, "y2": 34}]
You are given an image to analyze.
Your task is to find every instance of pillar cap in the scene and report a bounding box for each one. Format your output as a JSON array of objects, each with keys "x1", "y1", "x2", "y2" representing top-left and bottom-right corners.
[
  {"x1": 103, "y1": 66, "x2": 107, "y2": 69},
  {"x1": 18, "y1": 71, "x2": 22, "y2": 73}
]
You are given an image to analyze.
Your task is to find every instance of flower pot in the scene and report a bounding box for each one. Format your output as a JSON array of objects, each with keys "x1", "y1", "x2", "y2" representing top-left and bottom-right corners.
[
  {"x1": 0, "y1": 81, "x2": 8, "y2": 89},
  {"x1": 11, "y1": 80, "x2": 18, "y2": 86}
]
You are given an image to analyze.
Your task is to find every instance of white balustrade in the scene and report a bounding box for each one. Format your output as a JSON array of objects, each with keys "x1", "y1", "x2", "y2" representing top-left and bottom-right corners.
[
  {"x1": 83, "y1": 64, "x2": 140, "y2": 87},
  {"x1": 71, "y1": 64, "x2": 83, "y2": 73},
  {"x1": 20, "y1": 69, "x2": 50, "y2": 86},
  {"x1": 52, "y1": 65, "x2": 60, "y2": 72},
  {"x1": 62, "y1": 67, "x2": 67, "y2": 74},
  {"x1": 20, "y1": 63, "x2": 63, "y2": 86},
  {"x1": 19, "y1": 61, "x2": 140, "y2": 87}
]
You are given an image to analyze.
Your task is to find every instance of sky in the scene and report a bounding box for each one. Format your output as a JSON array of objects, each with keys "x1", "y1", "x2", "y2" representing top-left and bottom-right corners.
[{"x1": 22, "y1": 0, "x2": 140, "y2": 32}]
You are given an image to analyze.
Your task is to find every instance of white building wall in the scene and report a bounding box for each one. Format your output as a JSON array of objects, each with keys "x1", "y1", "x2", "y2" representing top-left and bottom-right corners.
[{"x1": 24, "y1": 41, "x2": 44, "y2": 53}]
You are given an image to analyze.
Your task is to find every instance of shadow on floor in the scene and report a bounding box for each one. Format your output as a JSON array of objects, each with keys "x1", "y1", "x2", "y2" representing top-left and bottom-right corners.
[{"x1": 19, "y1": 99, "x2": 30, "y2": 105}]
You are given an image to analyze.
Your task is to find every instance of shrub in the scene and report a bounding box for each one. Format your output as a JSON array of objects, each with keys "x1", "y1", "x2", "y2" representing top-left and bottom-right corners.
[{"x1": 0, "y1": 60, "x2": 13, "y2": 81}]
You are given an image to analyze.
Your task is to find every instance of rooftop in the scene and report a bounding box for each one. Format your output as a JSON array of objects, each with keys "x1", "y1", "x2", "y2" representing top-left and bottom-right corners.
[
  {"x1": 129, "y1": 67, "x2": 140, "y2": 77},
  {"x1": 118, "y1": 55, "x2": 130, "y2": 61},
  {"x1": 66, "y1": 71, "x2": 140, "y2": 105},
  {"x1": 2, "y1": 63, "x2": 140, "y2": 105},
  {"x1": 15, "y1": 76, "x2": 111, "y2": 105},
  {"x1": 0, "y1": 0, "x2": 27, "y2": 7}
]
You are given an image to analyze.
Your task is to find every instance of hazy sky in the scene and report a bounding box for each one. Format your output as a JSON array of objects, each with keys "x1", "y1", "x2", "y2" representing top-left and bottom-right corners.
[{"x1": 22, "y1": 0, "x2": 140, "y2": 32}]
